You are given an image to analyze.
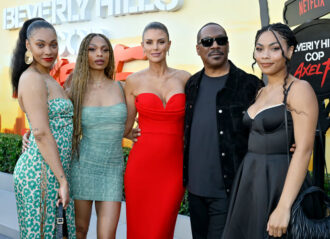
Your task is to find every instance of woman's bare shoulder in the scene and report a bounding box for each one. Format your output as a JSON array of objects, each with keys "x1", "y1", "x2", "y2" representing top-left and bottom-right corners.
[
  {"x1": 289, "y1": 78, "x2": 315, "y2": 97},
  {"x1": 19, "y1": 70, "x2": 46, "y2": 91},
  {"x1": 126, "y1": 69, "x2": 149, "y2": 86},
  {"x1": 171, "y1": 68, "x2": 191, "y2": 84},
  {"x1": 288, "y1": 77, "x2": 317, "y2": 109}
]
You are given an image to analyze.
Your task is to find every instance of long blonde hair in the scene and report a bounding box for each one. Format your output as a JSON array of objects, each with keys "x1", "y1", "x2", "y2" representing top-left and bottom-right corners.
[{"x1": 70, "y1": 33, "x2": 115, "y2": 158}]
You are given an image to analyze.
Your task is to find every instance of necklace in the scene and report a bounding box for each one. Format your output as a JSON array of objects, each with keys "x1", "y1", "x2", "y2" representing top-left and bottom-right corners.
[{"x1": 90, "y1": 77, "x2": 107, "y2": 88}]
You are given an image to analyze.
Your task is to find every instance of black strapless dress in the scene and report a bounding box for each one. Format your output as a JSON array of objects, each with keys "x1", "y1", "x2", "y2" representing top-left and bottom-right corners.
[{"x1": 222, "y1": 103, "x2": 294, "y2": 239}]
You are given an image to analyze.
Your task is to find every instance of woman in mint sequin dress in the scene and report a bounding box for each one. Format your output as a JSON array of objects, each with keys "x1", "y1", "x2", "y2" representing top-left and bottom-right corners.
[
  {"x1": 68, "y1": 33, "x2": 128, "y2": 238},
  {"x1": 11, "y1": 19, "x2": 76, "y2": 238}
]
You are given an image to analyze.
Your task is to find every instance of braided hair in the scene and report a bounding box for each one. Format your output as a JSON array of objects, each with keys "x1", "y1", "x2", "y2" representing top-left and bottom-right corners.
[
  {"x1": 10, "y1": 18, "x2": 56, "y2": 95},
  {"x1": 70, "y1": 33, "x2": 115, "y2": 158},
  {"x1": 252, "y1": 23, "x2": 298, "y2": 96}
]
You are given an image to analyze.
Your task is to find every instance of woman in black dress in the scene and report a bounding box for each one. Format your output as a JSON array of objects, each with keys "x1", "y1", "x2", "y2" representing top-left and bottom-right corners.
[{"x1": 222, "y1": 23, "x2": 318, "y2": 238}]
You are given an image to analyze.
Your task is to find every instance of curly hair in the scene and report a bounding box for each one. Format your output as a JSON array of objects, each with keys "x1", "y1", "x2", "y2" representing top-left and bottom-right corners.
[
  {"x1": 10, "y1": 18, "x2": 56, "y2": 95},
  {"x1": 252, "y1": 23, "x2": 298, "y2": 95},
  {"x1": 70, "y1": 33, "x2": 115, "y2": 158}
]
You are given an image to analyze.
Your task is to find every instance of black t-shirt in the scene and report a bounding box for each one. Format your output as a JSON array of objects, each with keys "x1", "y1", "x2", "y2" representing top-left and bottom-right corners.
[{"x1": 188, "y1": 73, "x2": 228, "y2": 198}]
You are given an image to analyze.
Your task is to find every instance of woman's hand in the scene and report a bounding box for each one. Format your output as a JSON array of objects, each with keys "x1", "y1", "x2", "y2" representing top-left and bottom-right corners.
[
  {"x1": 267, "y1": 206, "x2": 290, "y2": 237},
  {"x1": 57, "y1": 181, "x2": 70, "y2": 210},
  {"x1": 131, "y1": 126, "x2": 141, "y2": 143},
  {"x1": 22, "y1": 130, "x2": 31, "y2": 153}
]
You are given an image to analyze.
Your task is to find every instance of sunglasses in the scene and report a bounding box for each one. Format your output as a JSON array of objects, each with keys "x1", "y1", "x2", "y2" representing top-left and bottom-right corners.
[{"x1": 199, "y1": 36, "x2": 228, "y2": 47}]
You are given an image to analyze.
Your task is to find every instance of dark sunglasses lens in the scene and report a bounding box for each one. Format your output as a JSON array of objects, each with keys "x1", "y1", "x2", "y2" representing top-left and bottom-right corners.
[
  {"x1": 200, "y1": 37, "x2": 228, "y2": 47},
  {"x1": 201, "y1": 38, "x2": 214, "y2": 47},
  {"x1": 215, "y1": 37, "x2": 228, "y2": 45}
]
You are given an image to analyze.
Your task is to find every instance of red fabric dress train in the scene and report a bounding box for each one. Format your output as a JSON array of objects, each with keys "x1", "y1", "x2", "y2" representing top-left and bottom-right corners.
[{"x1": 125, "y1": 93, "x2": 185, "y2": 239}]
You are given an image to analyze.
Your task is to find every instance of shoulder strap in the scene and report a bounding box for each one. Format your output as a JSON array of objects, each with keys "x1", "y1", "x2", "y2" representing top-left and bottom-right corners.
[
  {"x1": 255, "y1": 88, "x2": 263, "y2": 100},
  {"x1": 283, "y1": 80, "x2": 294, "y2": 104},
  {"x1": 284, "y1": 99, "x2": 290, "y2": 166},
  {"x1": 284, "y1": 81, "x2": 294, "y2": 166},
  {"x1": 117, "y1": 81, "x2": 126, "y2": 102},
  {"x1": 250, "y1": 87, "x2": 264, "y2": 105}
]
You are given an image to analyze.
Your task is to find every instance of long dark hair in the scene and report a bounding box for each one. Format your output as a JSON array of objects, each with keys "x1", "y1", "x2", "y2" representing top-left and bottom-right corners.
[
  {"x1": 10, "y1": 18, "x2": 56, "y2": 95},
  {"x1": 252, "y1": 23, "x2": 298, "y2": 95}
]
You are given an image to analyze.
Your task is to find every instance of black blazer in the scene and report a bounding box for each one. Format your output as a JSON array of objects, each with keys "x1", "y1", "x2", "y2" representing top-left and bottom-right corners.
[{"x1": 183, "y1": 61, "x2": 264, "y2": 196}]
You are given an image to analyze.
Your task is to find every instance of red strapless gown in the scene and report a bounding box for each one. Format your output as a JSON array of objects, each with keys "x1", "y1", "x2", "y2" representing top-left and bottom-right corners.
[{"x1": 124, "y1": 93, "x2": 185, "y2": 239}]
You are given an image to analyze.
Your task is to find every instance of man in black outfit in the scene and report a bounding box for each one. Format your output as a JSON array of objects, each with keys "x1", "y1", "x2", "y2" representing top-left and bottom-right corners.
[{"x1": 184, "y1": 22, "x2": 263, "y2": 238}]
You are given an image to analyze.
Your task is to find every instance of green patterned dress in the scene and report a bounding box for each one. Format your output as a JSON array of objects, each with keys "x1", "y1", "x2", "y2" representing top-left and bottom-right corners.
[{"x1": 13, "y1": 98, "x2": 76, "y2": 239}]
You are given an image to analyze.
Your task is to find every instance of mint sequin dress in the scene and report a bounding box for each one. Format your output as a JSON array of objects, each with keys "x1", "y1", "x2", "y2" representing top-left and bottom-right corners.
[
  {"x1": 71, "y1": 82, "x2": 127, "y2": 201},
  {"x1": 13, "y1": 98, "x2": 76, "y2": 239}
]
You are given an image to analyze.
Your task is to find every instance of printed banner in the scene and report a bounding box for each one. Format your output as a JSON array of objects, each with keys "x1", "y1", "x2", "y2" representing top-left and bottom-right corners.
[
  {"x1": 291, "y1": 19, "x2": 330, "y2": 98},
  {"x1": 284, "y1": 0, "x2": 330, "y2": 26}
]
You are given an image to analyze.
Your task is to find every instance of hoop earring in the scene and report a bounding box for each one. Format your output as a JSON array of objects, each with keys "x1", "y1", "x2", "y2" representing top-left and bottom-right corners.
[{"x1": 25, "y1": 50, "x2": 33, "y2": 65}]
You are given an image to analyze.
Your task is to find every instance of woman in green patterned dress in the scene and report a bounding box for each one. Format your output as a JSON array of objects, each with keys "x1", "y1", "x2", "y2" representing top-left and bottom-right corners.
[{"x1": 11, "y1": 18, "x2": 76, "y2": 238}]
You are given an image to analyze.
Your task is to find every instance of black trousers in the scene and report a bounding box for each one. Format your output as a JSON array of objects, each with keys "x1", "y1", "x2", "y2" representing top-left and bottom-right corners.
[{"x1": 188, "y1": 192, "x2": 229, "y2": 239}]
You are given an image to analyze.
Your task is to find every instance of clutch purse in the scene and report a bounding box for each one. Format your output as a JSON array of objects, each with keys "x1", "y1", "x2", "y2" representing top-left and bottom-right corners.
[{"x1": 56, "y1": 202, "x2": 68, "y2": 239}]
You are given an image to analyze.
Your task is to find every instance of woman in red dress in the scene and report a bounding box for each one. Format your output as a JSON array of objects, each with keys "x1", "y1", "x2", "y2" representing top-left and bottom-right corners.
[{"x1": 124, "y1": 22, "x2": 191, "y2": 238}]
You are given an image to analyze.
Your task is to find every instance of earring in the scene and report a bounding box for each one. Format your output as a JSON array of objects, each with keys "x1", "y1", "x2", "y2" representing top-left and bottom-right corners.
[
  {"x1": 167, "y1": 51, "x2": 170, "y2": 56},
  {"x1": 25, "y1": 50, "x2": 33, "y2": 65}
]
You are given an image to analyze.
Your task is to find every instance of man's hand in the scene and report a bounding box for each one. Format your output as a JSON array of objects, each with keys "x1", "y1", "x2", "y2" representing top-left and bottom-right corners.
[
  {"x1": 22, "y1": 130, "x2": 31, "y2": 153},
  {"x1": 289, "y1": 144, "x2": 296, "y2": 153},
  {"x1": 131, "y1": 127, "x2": 141, "y2": 142}
]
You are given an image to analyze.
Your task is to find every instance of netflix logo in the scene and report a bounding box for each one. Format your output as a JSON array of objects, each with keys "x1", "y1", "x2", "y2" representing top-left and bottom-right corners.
[
  {"x1": 299, "y1": 0, "x2": 325, "y2": 16},
  {"x1": 284, "y1": 0, "x2": 329, "y2": 27}
]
